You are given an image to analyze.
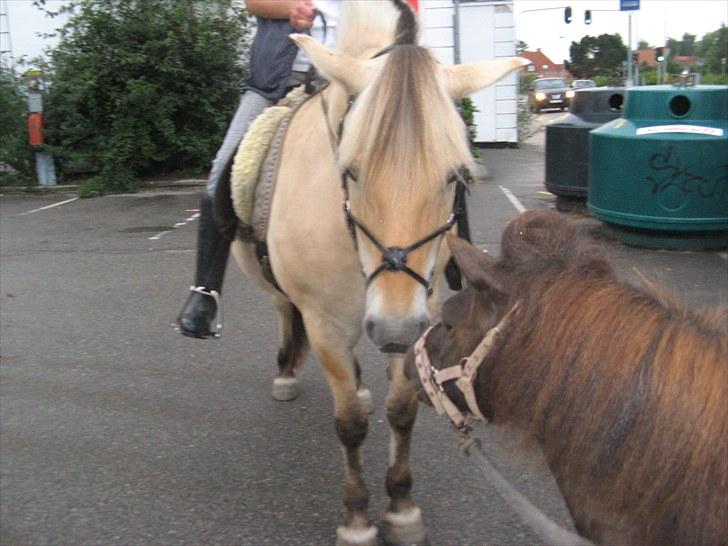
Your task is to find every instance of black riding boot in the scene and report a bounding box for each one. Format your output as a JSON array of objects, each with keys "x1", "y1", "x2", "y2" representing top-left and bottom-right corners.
[{"x1": 176, "y1": 193, "x2": 231, "y2": 338}]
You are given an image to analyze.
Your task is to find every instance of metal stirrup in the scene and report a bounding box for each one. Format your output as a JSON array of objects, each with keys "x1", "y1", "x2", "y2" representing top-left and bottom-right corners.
[{"x1": 189, "y1": 285, "x2": 223, "y2": 339}]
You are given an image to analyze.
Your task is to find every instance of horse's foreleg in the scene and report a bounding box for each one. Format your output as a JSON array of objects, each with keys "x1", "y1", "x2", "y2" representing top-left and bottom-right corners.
[
  {"x1": 271, "y1": 297, "x2": 309, "y2": 401},
  {"x1": 306, "y1": 324, "x2": 376, "y2": 546},
  {"x1": 383, "y1": 354, "x2": 427, "y2": 546}
]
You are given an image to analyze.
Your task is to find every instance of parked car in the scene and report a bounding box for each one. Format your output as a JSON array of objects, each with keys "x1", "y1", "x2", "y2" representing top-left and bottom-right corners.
[
  {"x1": 573, "y1": 79, "x2": 597, "y2": 89},
  {"x1": 529, "y1": 77, "x2": 574, "y2": 113}
]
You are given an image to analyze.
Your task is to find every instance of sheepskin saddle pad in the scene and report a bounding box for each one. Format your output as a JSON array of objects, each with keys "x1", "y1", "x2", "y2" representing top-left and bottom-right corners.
[{"x1": 230, "y1": 86, "x2": 310, "y2": 241}]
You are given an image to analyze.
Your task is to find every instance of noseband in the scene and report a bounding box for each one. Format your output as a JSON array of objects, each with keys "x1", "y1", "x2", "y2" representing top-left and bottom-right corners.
[
  {"x1": 412, "y1": 303, "x2": 518, "y2": 433},
  {"x1": 341, "y1": 169, "x2": 468, "y2": 296}
]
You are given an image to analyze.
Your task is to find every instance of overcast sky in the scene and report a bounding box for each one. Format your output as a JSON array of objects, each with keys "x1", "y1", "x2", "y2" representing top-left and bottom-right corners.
[
  {"x1": 3, "y1": 0, "x2": 727, "y2": 66},
  {"x1": 515, "y1": 0, "x2": 727, "y2": 63}
]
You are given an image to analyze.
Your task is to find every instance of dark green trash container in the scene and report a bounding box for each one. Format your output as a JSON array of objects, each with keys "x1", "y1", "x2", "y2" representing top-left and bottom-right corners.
[
  {"x1": 545, "y1": 88, "x2": 624, "y2": 209},
  {"x1": 588, "y1": 85, "x2": 728, "y2": 249}
]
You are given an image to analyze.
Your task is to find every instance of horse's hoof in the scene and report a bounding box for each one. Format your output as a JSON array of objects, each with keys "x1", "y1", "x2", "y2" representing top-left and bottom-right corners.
[
  {"x1": 382, "y1": 507, "x2": 428, "y2": 546},
  {"x1": 272, "y1": 376, "x2": 299, "y2": 401},
  {"x1": 336, "y1": 525, "x2": 378, "y2": 546},
  {"x1": 357, "y1": 388, "x2": 374, "y2": 414}
]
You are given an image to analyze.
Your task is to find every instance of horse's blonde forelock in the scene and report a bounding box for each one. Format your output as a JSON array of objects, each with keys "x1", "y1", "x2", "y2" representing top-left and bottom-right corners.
[{"x1": 338, "y1": 46, "x2": 472, "y2": 203}]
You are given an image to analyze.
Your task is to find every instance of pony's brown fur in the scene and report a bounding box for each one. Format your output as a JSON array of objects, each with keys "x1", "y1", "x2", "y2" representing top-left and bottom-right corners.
[{"x1": 412, "y1": 210, "x2": 727, "y2": 545}]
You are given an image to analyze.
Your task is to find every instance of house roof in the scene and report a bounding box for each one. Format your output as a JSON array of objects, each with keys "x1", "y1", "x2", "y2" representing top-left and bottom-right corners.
[
  {"x1": 521, "y1": 49, "x2": 572, "y2": 80},
  {"x1": 674, "y1": 55, "x2": 702, "y2": 66}
]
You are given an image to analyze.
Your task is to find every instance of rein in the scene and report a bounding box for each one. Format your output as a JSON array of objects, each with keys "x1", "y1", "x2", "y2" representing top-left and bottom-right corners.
[{"x1": 412, "y1": 304, "x2": 594, "y2": 546}]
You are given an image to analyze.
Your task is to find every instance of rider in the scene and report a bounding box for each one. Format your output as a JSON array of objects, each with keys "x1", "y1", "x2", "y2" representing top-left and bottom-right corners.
[{"x1": 176, "y1": 0, "x2": 339, "y2": 338}]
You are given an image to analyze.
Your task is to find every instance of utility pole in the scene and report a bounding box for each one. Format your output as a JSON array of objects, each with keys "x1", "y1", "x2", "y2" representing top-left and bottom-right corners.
[
  {"x1": 0, "y1": 0, "x2": 12, "y2": 70},
  {"x1": 453, "y1": 0, "x2": 460, "y2": 64}
]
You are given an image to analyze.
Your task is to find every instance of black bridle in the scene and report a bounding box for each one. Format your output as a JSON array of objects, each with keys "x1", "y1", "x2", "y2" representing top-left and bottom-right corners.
[
  {"x1": 317, "y1": 43, "x2": 470, "y2": 297},
  {"x1": 341, "y1": 168, "x2": 468, "y2": 296}
]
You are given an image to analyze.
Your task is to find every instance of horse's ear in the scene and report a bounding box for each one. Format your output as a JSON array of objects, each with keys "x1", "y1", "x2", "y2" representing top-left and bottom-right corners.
[
  {"x1": 447, "y1": 234, "x2": 508, "y2": 295},
  {"x1": 444, "y1": 57, "x2": 530, "y2": 99},
  {"x1": 289, "y1": 34, "x2": 379, "y2": 95}
]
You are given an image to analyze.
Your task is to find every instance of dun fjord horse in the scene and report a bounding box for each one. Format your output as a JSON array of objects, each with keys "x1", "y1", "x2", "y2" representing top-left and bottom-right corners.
[
  {"x1": 230, "y1": 1, "x2": 527, "y2": 544},
  {"x1": 406, "y1": 210, "x2": 727, "y2": 546}
]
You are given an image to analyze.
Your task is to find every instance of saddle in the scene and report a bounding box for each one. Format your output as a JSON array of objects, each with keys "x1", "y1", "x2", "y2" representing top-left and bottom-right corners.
[{"x1": 230, "y1": 86, "x2": 312, "y2": 243}]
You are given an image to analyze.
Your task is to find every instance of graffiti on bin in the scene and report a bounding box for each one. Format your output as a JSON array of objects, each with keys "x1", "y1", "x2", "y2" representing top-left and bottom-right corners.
[{"x1": 647, "y1": 146, "x2": 728, "y2": 201}]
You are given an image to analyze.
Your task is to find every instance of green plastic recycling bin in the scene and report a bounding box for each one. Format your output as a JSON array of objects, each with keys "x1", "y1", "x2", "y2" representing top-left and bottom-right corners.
[{"x1": 588, "y1": 85, "x2": 728, "y2": 249}]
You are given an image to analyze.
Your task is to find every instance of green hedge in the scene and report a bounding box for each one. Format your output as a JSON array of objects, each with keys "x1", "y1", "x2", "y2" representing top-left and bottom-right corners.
[
  {"x1": 0, "y1": 68, "x2": 34, "y2": 185},
  {"x1": 41, "y1": 0, "x2": 251, "y2": 196}
]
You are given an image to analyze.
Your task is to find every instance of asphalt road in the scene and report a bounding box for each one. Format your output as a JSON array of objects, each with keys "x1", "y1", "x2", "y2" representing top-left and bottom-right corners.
[{"x1": 2, "y1": 119, "x2": 726, "y2": 546}]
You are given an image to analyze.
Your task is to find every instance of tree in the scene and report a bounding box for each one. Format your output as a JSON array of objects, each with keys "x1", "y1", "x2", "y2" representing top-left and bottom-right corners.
[
  {"x1": 40, "y1": 0, "x2": 251, "y2": 195},
  {"x1": 517, "y1": 40, "x2": 529, "y2": 55},
  {"x1": 565, "y1": 34, "x2": 628, "y2": 79},
  {"x1": 696, "y1": 24, "x2": 728, "y2": 74},
  {"x1": 0, "y1": 68, "x2": 35, "y2": 184},
  {"x1": 637, "y1": 39, "x2": 651, "y2": 50}
]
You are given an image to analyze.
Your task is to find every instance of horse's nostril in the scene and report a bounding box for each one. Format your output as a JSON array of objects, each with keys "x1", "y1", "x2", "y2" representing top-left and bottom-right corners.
[
  {"x1": 365, "y1": 319, "x2": 375, "y2": 339},
  {"x1": 416, "y1": 320, "x2": 429, "y2": 335}
]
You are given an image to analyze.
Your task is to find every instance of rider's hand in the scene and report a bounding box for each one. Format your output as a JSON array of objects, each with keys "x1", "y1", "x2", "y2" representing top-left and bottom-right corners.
[{"x1": 290, "y1": 0, "x2": 315, "y2": 31}]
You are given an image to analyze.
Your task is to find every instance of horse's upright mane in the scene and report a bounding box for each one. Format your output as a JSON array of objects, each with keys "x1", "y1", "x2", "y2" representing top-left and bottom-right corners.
[{"x1": 336, "y1": 0, "x2": 400, "y2": 58}]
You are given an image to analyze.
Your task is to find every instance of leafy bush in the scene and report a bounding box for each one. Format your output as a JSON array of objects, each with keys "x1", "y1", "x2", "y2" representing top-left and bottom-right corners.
[
  {"x1": 458, "y1": 97, "x2": 480, "y2": 156},
  {"x1": 41, "y1": 0, "x2": 251, "y2": 195},
  {"x1": 0, "y1": 68, "x2": 35, "y2": 185}
]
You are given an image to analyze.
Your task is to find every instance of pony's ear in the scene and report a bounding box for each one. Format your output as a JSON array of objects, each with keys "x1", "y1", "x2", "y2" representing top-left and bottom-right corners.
[
  {"x1": 447, "y1": 234, "x2": 508, "y2": 295},
  {"x1": 289, "y1": 34, "x2": 379, "y2": 95},
  {"x1": 444, "y1": 57, "x2": 530, "y2": 99}
]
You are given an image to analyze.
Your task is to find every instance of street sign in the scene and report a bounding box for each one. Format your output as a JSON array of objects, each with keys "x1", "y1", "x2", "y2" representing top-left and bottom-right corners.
[{"x1": 620, "y1": 0, "x2": 640, "y2": 10}]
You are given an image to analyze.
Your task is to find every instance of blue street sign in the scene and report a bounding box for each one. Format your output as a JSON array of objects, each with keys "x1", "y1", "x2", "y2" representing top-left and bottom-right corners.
[{"x1": 620, "y1": 0, "x2": 640, "y2": 10}]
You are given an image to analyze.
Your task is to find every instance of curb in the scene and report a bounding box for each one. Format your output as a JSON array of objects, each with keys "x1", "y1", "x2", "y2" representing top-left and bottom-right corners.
[{"x1": 0, "y1": 179, "x2": 207, "y2": 195}]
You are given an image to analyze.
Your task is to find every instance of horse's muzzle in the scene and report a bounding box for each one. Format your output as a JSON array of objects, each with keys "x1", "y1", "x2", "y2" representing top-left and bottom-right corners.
[{"x1": 364, "y1": 314, "x2": 429, "y2": 354}]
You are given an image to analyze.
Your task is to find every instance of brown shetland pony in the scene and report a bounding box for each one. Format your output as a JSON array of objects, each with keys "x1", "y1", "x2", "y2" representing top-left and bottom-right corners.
[
  {"x1": 406, "y1": 210, "x2": 727, "y2": 546},
  {"x1": 230, "y1": 1, "x2": 528, "y2": 544}
]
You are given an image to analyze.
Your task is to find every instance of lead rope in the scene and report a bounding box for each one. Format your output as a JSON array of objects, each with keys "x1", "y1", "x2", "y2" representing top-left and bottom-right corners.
[{"x1": 459, "y1": 437, "x2": 594, "y2": 546}]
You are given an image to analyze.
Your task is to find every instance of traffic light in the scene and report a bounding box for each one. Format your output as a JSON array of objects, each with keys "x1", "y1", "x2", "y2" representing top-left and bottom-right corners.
[
  {"x1": 633, "y1": 51, "x2": 639, "y2": 64},
  {"x1": 655, "y1": 47, "x2": 665, "y2": 62},
  {"x1": 584, "y1": 10, "x2": 592, "y2": 24},
  {"x1": 564, "y1": 6, "x2": 572, "y2": 24}
]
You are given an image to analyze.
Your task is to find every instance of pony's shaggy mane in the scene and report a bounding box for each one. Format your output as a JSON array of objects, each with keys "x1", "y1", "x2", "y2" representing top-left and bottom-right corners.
[{"x1": 470, "y1": 210, "x2": 728, "y2": 544}]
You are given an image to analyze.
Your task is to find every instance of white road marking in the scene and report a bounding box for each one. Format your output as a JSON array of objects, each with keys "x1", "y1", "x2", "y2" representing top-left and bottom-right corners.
[
  {"x1": 719, "y1": 252, "x2": 727, "y2": 261},
  {"x1": 499, "y1": 185, "x2": 527, "y2": 213},
  {"x1": 148, "y1": 230, "x2": 172, "y2": 240},
  {"x1": 20, "y1": 197, "x2": 79, "y2": 216},
  {"x1": 148, "y1": 212, "x2": 200, "y2": 240}
]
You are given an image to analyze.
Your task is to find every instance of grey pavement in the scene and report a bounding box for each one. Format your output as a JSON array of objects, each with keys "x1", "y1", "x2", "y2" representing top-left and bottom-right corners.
[{"x1": 1, "y1": 116, "x2": 726, "y2": 546}]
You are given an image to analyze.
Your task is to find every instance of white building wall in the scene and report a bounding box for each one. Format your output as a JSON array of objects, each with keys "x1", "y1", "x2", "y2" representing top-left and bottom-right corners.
[{"x1": 420, "y1": 0, "x2": 518, "y2": 143}]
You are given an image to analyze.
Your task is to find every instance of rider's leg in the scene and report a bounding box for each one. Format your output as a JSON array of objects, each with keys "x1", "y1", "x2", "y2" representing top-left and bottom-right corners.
[{"x1": 176, "y1": 90, "x2": 273, "y2": 338}]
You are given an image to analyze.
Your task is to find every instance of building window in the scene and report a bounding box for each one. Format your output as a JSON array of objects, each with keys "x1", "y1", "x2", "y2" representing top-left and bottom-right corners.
[{"x1": 528, "y1": 64, "x2": 535, "y2": 72}]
